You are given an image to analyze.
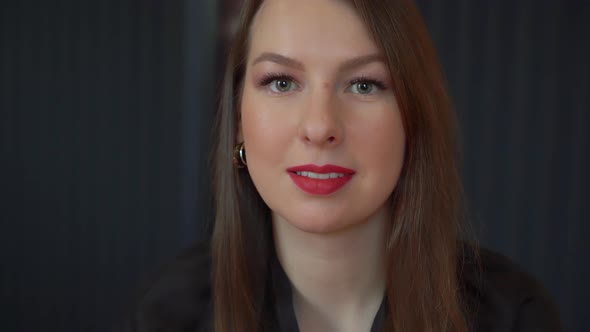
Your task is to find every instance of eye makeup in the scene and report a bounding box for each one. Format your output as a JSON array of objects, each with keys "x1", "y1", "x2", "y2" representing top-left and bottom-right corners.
[
  {"x1": 350, "y1": 76, "x2": 388, "y2": 90},
  {"x1": 254, "y1": 70, "x2": 390, "y2": 95},
  {"x1": 258, "y1": 72, "x2": 297, "y2": 87}
]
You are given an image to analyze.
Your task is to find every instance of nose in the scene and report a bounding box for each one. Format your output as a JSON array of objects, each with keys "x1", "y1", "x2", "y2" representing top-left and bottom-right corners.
[{"x1": 297, "y1": 90, "x2": 343, "y2": 148}]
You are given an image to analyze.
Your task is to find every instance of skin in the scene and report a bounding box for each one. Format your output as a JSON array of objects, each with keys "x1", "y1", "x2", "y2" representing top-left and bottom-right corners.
[{"x1": 238, "y1": 0, "x2": 406, "y2": 331}]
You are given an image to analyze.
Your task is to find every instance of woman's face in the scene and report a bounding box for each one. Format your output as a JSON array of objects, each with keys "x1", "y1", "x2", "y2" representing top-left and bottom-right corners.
[{"x1": 239, "y1": 0, "x2": 406, "y2": 234}]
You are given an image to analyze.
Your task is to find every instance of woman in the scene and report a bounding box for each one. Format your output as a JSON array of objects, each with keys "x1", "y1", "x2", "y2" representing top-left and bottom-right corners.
[{"x1": 121, "y1": 0, "x2": 561, "y2": 331}]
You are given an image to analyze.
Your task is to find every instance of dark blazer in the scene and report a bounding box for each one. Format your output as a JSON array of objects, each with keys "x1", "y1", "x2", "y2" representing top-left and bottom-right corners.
[{"x1": 115, "y1": 242, "x2": 562, "y2": 332}]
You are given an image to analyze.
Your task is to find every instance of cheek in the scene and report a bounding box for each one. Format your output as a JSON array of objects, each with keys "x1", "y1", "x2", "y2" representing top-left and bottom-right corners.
[
  {"x1": 352, "y1": 104, "x2": 404, "y2": 148},
  {"x1": 240, "y1": 92, "x2": 294, "y2": 170},
  {"x1": 349, "y1": 106, "x2": 406, "y2": 184},
  {"x1": 370, "y1": 117, "x2": 404, "y2": 159}
]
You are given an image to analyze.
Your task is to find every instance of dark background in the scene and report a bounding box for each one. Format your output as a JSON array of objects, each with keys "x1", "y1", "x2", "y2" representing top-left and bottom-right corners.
[{"x1": 1, "y1": 1, "x2": 588, "y2": 331}]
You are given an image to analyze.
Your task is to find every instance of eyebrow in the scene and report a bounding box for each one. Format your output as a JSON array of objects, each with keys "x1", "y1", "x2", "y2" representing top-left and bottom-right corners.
[
  {"x1": 251, "y1": 52, "x2": 385, "y2": 72},
  {"x1": 252, "y1": 52, "x2": 304, "y2": 70}
]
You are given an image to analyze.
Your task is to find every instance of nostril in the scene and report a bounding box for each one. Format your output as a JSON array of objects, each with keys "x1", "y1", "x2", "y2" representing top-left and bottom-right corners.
[{"x1": 327, "y1": 136, "x2": 335, "y2": 143}]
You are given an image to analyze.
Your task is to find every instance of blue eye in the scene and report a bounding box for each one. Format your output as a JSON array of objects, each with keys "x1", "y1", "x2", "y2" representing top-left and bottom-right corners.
[
  {"x1": 272, "y1": 79, "x2": 295, "y2": 93},
  {"x1": 349, "y1": 77, "x2": 387, "y2": 95},
  {"x1": 351, "y1": 81, "x2": 374, "y2": 94},
  {"x1": 259, "y1": 73, "x2": 298, "y2": 94}
]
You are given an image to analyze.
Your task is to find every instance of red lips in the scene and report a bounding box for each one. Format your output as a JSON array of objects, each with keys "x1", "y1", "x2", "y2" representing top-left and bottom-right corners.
[
  {"x1": 286, "y1": 164, "x2": 356, "y2": 174},
  {"x1": 286, "y1": 164, "x2": 355, "y2": 195}
]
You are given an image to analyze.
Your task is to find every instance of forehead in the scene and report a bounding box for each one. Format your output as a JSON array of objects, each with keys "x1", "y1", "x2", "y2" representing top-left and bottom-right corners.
[{"x1": 248, "y1": 0, "x2": 380, "y2": 62}]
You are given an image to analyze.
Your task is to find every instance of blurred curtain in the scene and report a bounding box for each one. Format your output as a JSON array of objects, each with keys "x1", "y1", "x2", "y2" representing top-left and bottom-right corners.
[
  {"x1": 1, "y1": 0, "x2": 215, "y2": 331},
  {"x1": 416, "y1": 1, "x2": 589, "y2": 331}
]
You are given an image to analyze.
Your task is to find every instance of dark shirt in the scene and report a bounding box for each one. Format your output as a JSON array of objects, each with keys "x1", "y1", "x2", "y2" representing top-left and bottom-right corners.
[{"x1": 116, "y1": 242, "x2": 562, "y2": 331}]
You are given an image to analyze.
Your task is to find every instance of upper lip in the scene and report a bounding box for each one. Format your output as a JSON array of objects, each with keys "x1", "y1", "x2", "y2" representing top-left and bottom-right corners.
[{"x1": 286, "y1": 164, "x2": 356, "y2": 174}]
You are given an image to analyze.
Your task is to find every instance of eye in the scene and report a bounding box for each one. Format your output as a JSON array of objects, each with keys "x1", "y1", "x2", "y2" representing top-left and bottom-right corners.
[
  {"x1": 351, "y1": 81, "x2": 374, "y2": 94},
  {"x1": 272, "y1": 79, "x2": 295, "y2": 93},
  {"x1": 349, "y1": 77, "x2": 387, "y2": 95},
  {"x1": 259, "y1": 73, "x2": 299, "y2": 94}
]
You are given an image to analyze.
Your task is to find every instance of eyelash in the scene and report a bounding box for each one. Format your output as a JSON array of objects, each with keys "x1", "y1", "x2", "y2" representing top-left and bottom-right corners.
[
  {"x1": 259, "y1": 72, "x2": 296, "y2": 87},
  {"x1": 257, "y1": 72, "x2": 388, "y2": 92},
  {"x1": 350, "y1": 76, "x2": 387, "y2": 90}
]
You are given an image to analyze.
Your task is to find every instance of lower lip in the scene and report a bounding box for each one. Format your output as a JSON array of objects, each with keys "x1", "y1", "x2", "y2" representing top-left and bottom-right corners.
[{"x1": 288, "y1": 172, "x2": 353, "y2": 195}]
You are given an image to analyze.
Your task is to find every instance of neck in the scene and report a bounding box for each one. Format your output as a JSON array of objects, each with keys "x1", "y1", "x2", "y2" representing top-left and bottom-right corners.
[{"x1": 273, "y1": 210, "x2": 387, "y2": 332}]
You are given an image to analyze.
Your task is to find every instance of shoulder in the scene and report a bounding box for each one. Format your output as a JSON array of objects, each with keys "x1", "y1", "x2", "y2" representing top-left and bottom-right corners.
[
  {"x1": 461, "y1": 246, "x2": 562, "y2": 332},
  {"x1": 115, "y1": 241, "x2": 213, "y2": 332}
]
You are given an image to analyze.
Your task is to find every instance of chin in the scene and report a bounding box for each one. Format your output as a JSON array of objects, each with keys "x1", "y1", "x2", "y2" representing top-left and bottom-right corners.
[
  {"x1": 275, "y1": 210, "x2": 358, "y2": 235},
  {"x1": 291, "y1": 220, "x2": 342, "y2": 234}
]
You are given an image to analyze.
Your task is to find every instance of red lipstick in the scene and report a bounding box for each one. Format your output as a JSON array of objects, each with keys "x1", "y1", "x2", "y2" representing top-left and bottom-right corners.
[{"x1": 286, "y1": 164, "x2": 355, "y2": 195}]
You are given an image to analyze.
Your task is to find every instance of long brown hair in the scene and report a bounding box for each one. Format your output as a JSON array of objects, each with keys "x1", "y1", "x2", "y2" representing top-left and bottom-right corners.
[{"x1": 211, "y1": 1, "x2": 473, "y2": 331}]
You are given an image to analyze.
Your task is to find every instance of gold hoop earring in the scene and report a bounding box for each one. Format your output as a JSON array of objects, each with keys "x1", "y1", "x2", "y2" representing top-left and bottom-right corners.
[{"x1": 233, "y1": 142, "x2": 247, "y2": 168}]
